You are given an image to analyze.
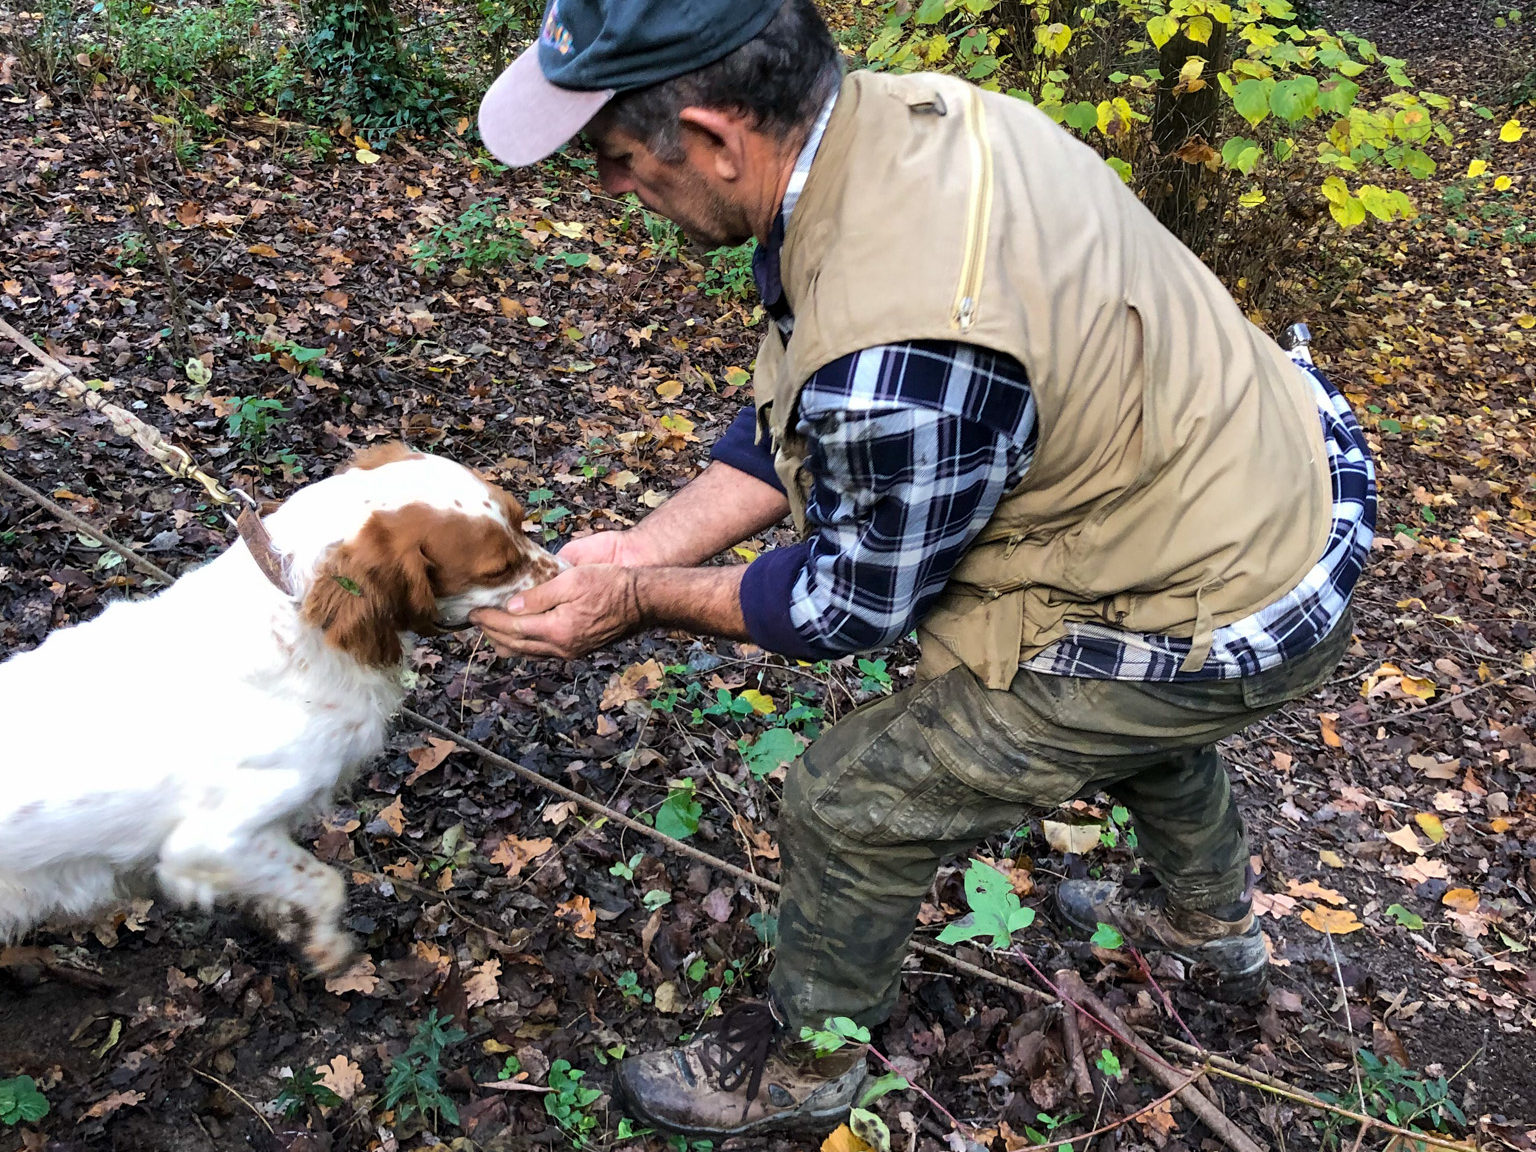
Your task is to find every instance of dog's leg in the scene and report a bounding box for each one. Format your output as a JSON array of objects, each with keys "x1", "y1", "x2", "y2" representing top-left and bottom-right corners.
[{"x1": 157, "y1": 822, "x2": 355, "y2": 976}]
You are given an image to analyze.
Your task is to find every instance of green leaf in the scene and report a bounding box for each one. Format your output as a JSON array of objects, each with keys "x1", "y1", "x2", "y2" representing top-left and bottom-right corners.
[
  {"x1": 915, "y1": 0, "x2": 947, "y2": 23},
  {"x1": 1317, "y1": 76, "x2": 1361, "y2": 117},
  {"x1": 333, "y1": 575, "x2": 363, "y2": 596},
  {"x1": 1090, "y1": 922, "x2": 1125, "y2": 949},
  {"x1": 655, "y1": 781, "x2": 702, "y2": 840},
  {"x1": 1386, "y1": 903, "x2": 1425, "y2": 930},
  {"x1": 1105, "y1": 157, "x2": 1133, "y2": 183},
  {"x1": 739, "y1": 727, "x2": 806, "y2": 780},
  {"x1": 1270, "y1": 76, "x2": 1320, "y2": 122},
  {"x1": 1221, "y1": 136, "x2": 1263, "y2": 174},
  {"x1": 936, "y1": 859, "x2": 1037, "y2": 948},
  {"x1": 1402, "y1": 147, "x2": 1436, "y2": 179},
  {"x1": 858, "y1": 1072, "x2": 910, "y2": 1108},
  {"x1": 1064, "y1": 101, "x2": 1099, "y2": 133},
  {"x1": 1233, "y1": 78, "x2": 1273, "y2": 127}
]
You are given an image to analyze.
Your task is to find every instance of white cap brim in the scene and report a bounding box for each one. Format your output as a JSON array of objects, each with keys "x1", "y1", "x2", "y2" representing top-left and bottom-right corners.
[{"x1": 478, "y1": 45, "x2": 614, "y2": 167}]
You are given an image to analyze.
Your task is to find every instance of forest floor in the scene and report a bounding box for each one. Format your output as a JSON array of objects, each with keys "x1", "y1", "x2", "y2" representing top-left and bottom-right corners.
[{"x1": 1, "y1": 1, "x2": 1534, "y2": 1151}]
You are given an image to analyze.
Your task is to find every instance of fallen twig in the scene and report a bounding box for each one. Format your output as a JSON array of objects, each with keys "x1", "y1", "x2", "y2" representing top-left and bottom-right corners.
[
  {"x1": 1054, "y1": 968, "x2": 1094, "y2": 1100},
  {"x1": 0, "y1": 465, "x2": 174, "y2": 585},
  {"x1": 188, "y1": 1067, "x2": 274, "y2": 1135},
  {"x1": 1053, "y1": 970, "x2": 1265, "y2": 1152}
]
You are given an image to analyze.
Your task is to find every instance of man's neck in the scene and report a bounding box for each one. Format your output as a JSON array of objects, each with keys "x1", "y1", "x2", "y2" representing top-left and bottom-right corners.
[{"x1": 753, "y1": 125, "x2": 814, "y2": 244}]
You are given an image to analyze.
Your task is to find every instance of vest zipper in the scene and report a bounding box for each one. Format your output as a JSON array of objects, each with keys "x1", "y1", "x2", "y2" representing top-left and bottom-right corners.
[{"x1": 952, "y1": 87, "x2": 994, "y2": 333}]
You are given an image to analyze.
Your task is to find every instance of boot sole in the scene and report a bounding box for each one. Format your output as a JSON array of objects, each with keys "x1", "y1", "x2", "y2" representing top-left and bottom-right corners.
[{"x1": 611, "y1": 1072, "x2": 857, "y2": 1139}]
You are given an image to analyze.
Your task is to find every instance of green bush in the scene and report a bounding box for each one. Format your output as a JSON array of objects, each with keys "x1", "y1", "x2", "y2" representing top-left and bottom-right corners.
[{"x1": 858, "y1": 0, "x2": 1468, "y2": 307}]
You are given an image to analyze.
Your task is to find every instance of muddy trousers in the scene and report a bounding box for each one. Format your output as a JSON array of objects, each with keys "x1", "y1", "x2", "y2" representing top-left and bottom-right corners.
[{"x1": 767, "y1": 617, "x2": 1351, "y2": 1032}]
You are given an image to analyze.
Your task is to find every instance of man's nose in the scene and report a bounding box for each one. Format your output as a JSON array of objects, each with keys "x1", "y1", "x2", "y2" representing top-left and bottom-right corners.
[{"x1": 597, "y1": 155, "x2": 635, "y2": 195}]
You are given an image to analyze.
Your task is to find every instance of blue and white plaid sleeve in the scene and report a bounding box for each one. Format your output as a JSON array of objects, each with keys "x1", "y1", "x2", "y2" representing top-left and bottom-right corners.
[{"x1": 739, "y1": 341, "x2": 1037, "y2": 660}]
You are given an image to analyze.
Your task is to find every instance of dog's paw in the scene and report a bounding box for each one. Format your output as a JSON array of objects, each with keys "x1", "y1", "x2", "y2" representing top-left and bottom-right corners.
[{"x1": 303, "y1": 929, "x2": 358, "y2": 979}]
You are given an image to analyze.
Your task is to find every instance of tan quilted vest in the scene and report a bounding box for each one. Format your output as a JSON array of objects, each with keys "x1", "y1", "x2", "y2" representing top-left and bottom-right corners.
[{"x1": 752, "y1": 70, "x2": 1331, "y2": 689}]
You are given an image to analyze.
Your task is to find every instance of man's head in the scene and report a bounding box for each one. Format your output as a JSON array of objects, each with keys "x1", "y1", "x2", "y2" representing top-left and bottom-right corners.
[{"x1": 478, "y1": 0, "x2": 841, "y2": 245}]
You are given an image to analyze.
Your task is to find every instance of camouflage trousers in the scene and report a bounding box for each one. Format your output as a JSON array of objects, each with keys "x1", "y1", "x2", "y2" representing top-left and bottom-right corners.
[{"x1": 768, "y1": 615, "x2": 1351, "y2": 1032}]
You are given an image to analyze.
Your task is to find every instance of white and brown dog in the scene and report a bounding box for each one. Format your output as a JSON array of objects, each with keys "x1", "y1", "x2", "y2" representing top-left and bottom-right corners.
[{"x1": 0, "y1": 444, "x2": 561, "y2": 973}]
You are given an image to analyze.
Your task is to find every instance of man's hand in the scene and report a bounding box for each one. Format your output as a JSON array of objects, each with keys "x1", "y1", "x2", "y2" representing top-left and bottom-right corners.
[
  {"x1": 472, "y1": 565, "x2": 641, "y2": 660},
  {"x1": 556, "y1": 530, "x2": 652, "y2": 568}
]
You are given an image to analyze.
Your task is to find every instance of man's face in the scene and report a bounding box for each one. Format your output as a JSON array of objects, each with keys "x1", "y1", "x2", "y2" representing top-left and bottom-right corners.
[{"x1": 584, "y1": 117, "x2": 754, "y2": 250}]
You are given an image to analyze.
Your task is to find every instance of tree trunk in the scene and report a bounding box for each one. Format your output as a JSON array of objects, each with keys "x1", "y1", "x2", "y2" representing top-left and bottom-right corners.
[{"x1": 1148, "y1": 23, "x2": 1228, "y2": 246}]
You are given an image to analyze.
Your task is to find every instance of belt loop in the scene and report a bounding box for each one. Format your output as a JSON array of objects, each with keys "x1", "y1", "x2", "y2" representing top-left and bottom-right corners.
[{"x1": 1179, "y1": 584, "x2": 1216, "y2": 674}]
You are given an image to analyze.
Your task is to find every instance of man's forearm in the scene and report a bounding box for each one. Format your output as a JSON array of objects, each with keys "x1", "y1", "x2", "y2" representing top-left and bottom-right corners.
[
  {"x1": 627, "y1": 462, "x2": 789, "y2": 568},
  {"x1": 632, "y1": 565, "x2": 750, "y2": 640}
]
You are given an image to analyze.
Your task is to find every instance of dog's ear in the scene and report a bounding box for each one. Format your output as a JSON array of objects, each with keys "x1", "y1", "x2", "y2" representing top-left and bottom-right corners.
[{"x1": 302, "y1": 510, "x2": 439, "y2": 666}]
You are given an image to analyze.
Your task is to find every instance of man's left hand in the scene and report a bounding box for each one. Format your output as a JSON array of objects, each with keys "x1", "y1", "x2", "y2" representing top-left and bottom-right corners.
[{"x1": 472, "y1": 565, "x2": 642, "y2": 660}]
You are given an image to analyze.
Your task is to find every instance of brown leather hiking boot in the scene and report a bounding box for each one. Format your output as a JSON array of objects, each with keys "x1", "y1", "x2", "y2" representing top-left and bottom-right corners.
[
  {"x1": 1056, "y1": 880, "x2": 1268, "y2": 1002},
  {"x1": 611, "y1": 1002, "x2": 868, "y2": 1139}
]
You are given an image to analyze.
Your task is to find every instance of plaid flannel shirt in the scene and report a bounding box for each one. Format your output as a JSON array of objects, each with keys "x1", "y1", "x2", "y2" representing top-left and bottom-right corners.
[{"x1": 716, "y1": 94, "x2": 1377, "y2": 679}]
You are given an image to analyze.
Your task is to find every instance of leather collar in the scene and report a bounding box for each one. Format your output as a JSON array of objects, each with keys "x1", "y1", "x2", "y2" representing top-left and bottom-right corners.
[{"x1": 236, "y1": 506, "x2": 295, "y2": 596}]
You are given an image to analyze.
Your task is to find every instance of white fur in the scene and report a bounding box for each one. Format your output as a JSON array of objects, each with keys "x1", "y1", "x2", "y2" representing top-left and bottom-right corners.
[{"x1": 0, "y1": 453, "x2": 555, "y2": 972}]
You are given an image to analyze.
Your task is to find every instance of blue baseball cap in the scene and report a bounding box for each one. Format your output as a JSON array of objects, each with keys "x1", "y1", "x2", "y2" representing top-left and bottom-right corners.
[{"x1": 479, "y1": 0, "x2": 783, "y2": 167}]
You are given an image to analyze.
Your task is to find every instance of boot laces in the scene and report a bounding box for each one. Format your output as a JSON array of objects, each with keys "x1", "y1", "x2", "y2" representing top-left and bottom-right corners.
[{"x1": 696, "y1": 1001, "x2": 782, "y2": 1103}]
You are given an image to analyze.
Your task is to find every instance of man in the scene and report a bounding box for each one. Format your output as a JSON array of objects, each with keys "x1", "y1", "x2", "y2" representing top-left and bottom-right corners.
[{"x1": 473, "y1": 0, "x2": 1376, "y2": 1139}]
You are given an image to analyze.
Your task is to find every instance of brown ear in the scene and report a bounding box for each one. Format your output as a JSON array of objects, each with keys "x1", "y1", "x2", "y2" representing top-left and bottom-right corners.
[
  {"x1": 348, "y1": 442, "x2": 420, "y2": 472},
  {"x1": 301, "y1": 512, "x2": 439, "y2": 666}
]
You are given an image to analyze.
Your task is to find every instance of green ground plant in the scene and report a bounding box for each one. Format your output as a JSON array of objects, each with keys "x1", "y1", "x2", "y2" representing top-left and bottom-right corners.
[
  {"x1": 1315, "y1": 1049, "x2": 1467, "y2": 1147},
  {"x1": 226, "y1": 395, "x2": 288, "y2": 451},
  {"x1": 0, "y1": 1077, "x2": 50, "y2": 1128},
  {"x1": 412, "y1": 197, "x2": 528, "y2": 274},
  {"x1": 382, "y1": 1010, "x2": 465, "y2": 1130}
]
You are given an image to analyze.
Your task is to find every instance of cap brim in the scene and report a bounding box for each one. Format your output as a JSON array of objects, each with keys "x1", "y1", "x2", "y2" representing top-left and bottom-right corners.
[{"x1": 478, "y1": 46, "x2": 614, "y2": 167}]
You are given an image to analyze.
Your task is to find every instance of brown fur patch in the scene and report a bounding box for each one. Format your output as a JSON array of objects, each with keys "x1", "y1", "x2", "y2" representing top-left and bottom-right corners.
[{"x1": 347, "y1": 442, "x2": 421, "y2": 472}]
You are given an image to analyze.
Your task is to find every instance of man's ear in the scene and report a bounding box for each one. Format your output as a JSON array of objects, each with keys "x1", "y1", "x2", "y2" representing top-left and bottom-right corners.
[{"x1": 677, "y1": 106, "x2": 751, "y2": 181}]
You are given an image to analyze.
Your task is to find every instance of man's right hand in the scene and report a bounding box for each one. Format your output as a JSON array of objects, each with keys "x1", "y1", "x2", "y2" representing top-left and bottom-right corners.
[{"x1": 556, "y1": 530, "x2": 649, "y2": 568}]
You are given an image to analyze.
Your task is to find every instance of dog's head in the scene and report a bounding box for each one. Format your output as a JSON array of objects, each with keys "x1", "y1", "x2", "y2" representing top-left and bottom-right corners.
[{"x1": 291, "y1": 444, "x2": 564, "y2": 666}]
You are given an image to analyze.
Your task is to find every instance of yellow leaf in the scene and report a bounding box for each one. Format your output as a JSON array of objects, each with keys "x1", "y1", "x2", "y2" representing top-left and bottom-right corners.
[
  {"x1": 732, "y1": 545, "x2": 759, "y2": 562},
  {"x1": 355, "y1": 148, "x2": 381, "y2": 164},
  {"x1": 1186, "y1": 14, "x2": 1213, "y2": 42},
  {"x1": 656, "y1": 379, "x2": 684, "y2": 399},
  {"x1": 1491, "y1": 817, "x2": 1513, "y2": 834},
  {"x1": 1500, "y1": 118, "x2": 1524, "y2": 142},
  {"x1": 659, "y1": 413, "x2": 696, "y2": 437},
  {"x1": 822, "y1": 1124, "x2": 874, "y2": 1152},
  {"x1": 1467, "y1": 158, "x2": 1489, "y2": 177},
  {"x1": 1516, "y1": 313, "x2": 1536, "y2": 329},
  {"x1": 1495, "y1": 175, "x2": 1514, "y2": 191},
  {"x1": 1414, "y1": 813, "x2": 1446, "y2": 843},
  {"x1": 1319, "y1": 850, "x2": 1345, "y2": 868},
  {"x1": 1300, "y1": 906, "x2": 1363, "y2": 934},
  {"x1": 1400, "y1": 675, "x2": 1436, "y2": 701},
  {"x1": 1443, "y1": 888, "x2": 1479, "y2": 913},
  {"x1": 739, "y1": 688, "x2": 776, "y2": 715}
]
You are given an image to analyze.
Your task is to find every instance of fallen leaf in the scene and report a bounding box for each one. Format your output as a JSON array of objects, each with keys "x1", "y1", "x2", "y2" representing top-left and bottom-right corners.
[
  {"x1": 246, "y1": 243, "x2": 279, "y2": 258},
  {"x1": 821, "y1": 1123, "x2": 874, "y2": 1152},
  {"x1": 556, "y1": 894, "x2": 596, "y2": 939},
  {"x1": 371, "y1": 797, "x2": 405, "y2": 837},
  {"x1": 318, "y1": 1054, "x2": 365, "y2": 1101},
  {"x1": 1319, "y1": 850, "x2": 1345, "y2": 868},
  {"x1": 1413, "y1": 813, "x2": 1446, "y2": 843},
  {"x1": 1287, "y1": 879, "x2": 1346, "y2": 905},
  {"x1": 1400, "y1": 675, "x2": 1436, "y2": 701},
  {"x1": 1042, "y1": 819, "x2": 1104, "y2": 855},
  {"x1": 600, "y1": 658, "x2": 666, "y2": 711},
  {"x1": 489, "y1": 835, "x2": 555, "y2": 879},
  {"x1": 656, "y1": 379, "x2": 684, "y2": 399},
  {"x1": 1442, "y1": 888, "x2": 1479, "y2": 913},
  {"x1": 1251, "y1": 891, "x2": 1297, "y2": 918},
  {"x1": 1396, "y1": 857, "x2": 1449, "y2": 885},
  {"x1": 406, "y1": 736, "x2": 457, "y2": 784},
  {"x1": 324, "y1": 955, "x2": 379, "y2": 996},
  {"x1": 1384, "y1": 825, "x2": 1425, "y2": 855},
  {"x1": 1300, "y1": 906, "x2": 1363, "y2": 935},
  {"x1": 1319, "y1": 712, "x2": 1343, "y2": 747},
  {"x1": 82, "y1": 1091, "x2": 145, "y2": 1120},
  {"x1": 355, "y1": 148, "x2": 381, "y2": 163},
  {"x1": 738, "y1": 688, "x2": 775, "y2": 715},
  {"x1": 1134, "y1": 1096, "x2": 1179, "y2": 1138},
  {"x1": 464, "y1": 958, "x2": 502, "y2": 1008},
  {"x1": 653, "y1": 980, "x2": 684, "y2": 1013}
]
